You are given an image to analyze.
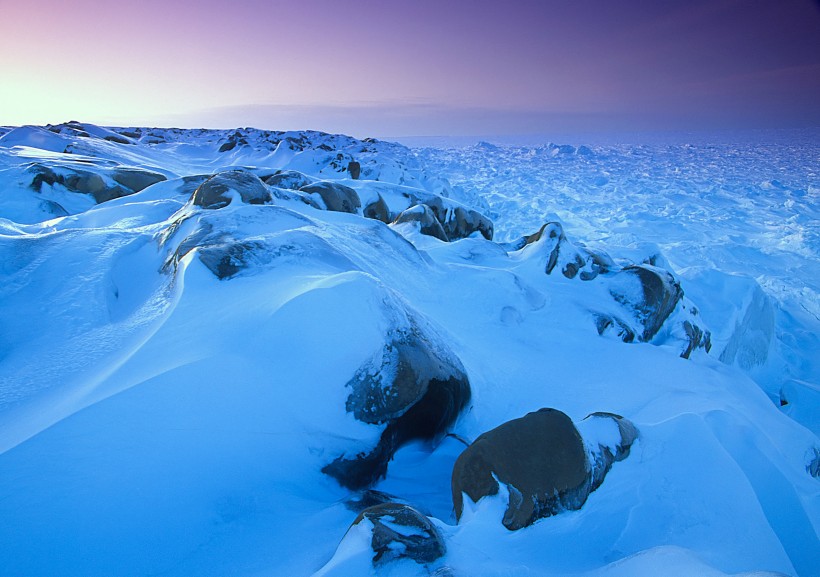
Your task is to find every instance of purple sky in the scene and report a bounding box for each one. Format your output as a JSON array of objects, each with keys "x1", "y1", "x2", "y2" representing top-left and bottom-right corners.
[{"x1": 1, "y1": 0, "x2": 819, "y2": 136}]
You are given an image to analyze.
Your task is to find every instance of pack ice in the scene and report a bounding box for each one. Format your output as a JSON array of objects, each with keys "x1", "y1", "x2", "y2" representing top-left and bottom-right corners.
[{"x1": 0, "y1": 123, "x2": 817, "y2": 577}]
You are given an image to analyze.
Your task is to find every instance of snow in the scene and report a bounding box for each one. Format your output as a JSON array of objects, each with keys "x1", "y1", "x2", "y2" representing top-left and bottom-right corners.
[{"x1": 0, "y1": 124, "x2": 817, "y2": 577}]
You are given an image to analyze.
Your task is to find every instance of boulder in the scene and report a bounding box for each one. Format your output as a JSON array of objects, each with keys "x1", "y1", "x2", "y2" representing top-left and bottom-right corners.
[
  {"x1": 393, "y1": 205, "x2": 449, "y2": 242},
  {"x1": 348, "y1": 160, "x2": 361, "y2": 180},
  {"x1": 609, "y1": 264, "x2": 683, "y2": 341},
  {"x1": 63, "y1": 171, "x2": 107, "y2": 196},
  {"x1": 362, "y1": 194, "x2": 390, "y2": 223},
  {"x1": 197, "y1": 241, "x2": 263, "y2": 280},
  {"x1": 112, "y1": 168, "x2": 167, "y2": 192},
  {"x1": 809, "y1": 448, "x2": 820, "y2": 479},
  {"x1": 27, "y1": 163, "x2": 133, "y2": 203},
  {"x1": 191, "y1": 170, "x2": 272, "y2": 209},
  {"x1": 350, "y1": 503, "x2": 446, "y2": 566},
  {"x1": 323, "y1": 323, "x2": 471, "y2": 490},
  {"x1": 452, "y1": 408, "x2": 587, "y2": 530},
  {"x1": 264, "y1": 170, "x2": 315, "y2": 190},
  {"x1": 28, "y1": 164, "x2": 61, "y2": 191},
  {"x1": 509, "y1": 221, "x2": 610, "y2": 280},
  {"x1": 299, "y1": 181, "x2": 361, "y2": 214},
  {"x1": 451, "y1": 408, "x2": 637, "y2": 531},
  {"x1": 445, "y1": 206, "x2": 494, "y2": 241},
  {"x1": 594, "y1": 314, "x2": 636, "y2": 343},
  {"x1": 424, "y1": 198, "x2": 494, "y2": 241}
]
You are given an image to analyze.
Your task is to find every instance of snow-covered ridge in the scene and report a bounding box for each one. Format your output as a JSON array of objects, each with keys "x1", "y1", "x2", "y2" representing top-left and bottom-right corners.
[{"x1": 0, "y1": 123, "x2": 817, "y2": 577}]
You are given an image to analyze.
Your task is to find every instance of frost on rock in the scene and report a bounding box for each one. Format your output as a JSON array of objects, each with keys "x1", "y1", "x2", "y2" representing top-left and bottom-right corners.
[{"x1": 451, "y1": 408, "x2": 637, "y2": 531}]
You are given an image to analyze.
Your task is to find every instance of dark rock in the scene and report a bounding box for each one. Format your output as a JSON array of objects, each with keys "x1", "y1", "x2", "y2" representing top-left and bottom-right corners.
[
  {"x1": 393, "y1": 205, "x2": 449, "y2": 241},
  {"x1": 363, "y1": 194, "x2": 390, "y2": 223},
  {"x1": 299, "y1": 181, "x2": 361, "y2": 214},
  {"x1": 112, "y1": 168, "x2": 167, "y2": 192},
  {"x1": 681, "y1": 320, "x2": 712, "y2": 359},
  {"x1": 323, "y1": 325, "x2": 471, "y2": 490},
  {"x1": 264, "y1": 170, "x2": 315, "y2": 190},
  {"x1": 609, "y1": 264, "x2": 683, "y2": 342},
  {"x1": 452, "y1": 408, "x2": 638, "y2": 531},
  {"x1": 424, "y1": 198, "x2": 493, "y2": 241},
  {"x1": 451, "y1": 408, "x2": 588, "y2": 530},
  {"x1": 348, "y1": 160, "x2": 361, "y2": 180},
  {"x1": 197, "y1": 241, "x2": 262, "y2": 280},
  {"x1": 351, "y1": 503, "x2": 445, "y2": 566},
  {"x1": 27, "y1": 163, "x2": 140, "y2": 203},
  {"x1": 808, "y1": 448, "x2": 820, "y2": 479},
  {"x1": 63, "y1": 171, "x2": 107, "y2": 196},
  {"x1": 594, "y1": 314, "x2": 636, "y2": 343},
  {"x1": 90, "y1": 185, "x2": 133, "y2": 203},
  {"x1": 507, "y1": 222, "x2": 611, "y2": 281},
  {"x1": 103, "y1": 134, "x2": 131, "y2": 145},
  {"x1": 191, "y1": 170, "x2": 272, "y2": 209},
  {"x1": 217, "y1": 141, "x2": 237, "y2": 153},
  {"x1": 562, "y1": 253, "x2": 587, "y2": 279},
  {"x1": 178, "y1": 175, "x2": 211, "y2": 197},
  {"x1": 447, "y1": 206, "x2": 494, "y2": 241},
  {"x1": 28, "y1": 164, "x2": 61, "y2": 191}
]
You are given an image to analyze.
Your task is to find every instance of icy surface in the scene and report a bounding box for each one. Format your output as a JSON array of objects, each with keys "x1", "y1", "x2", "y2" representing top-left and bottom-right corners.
[
  {"x1": 410, "y1": 137, "x2": 820, "y2": 424},
  {"x1": 0, "y1": 124, "x2": 817, "y2": 577}
]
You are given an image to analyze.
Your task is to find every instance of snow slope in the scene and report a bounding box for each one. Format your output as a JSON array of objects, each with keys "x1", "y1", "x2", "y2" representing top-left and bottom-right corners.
[{"x1": 0, "y1": 123, "x2": 817, "y2": 577}]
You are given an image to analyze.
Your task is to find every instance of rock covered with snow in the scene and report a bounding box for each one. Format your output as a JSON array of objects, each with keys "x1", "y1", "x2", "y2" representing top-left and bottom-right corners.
[
  {"x1": 190, "y1": 170, "x2": 271, "y2": 209},
  {"x1": 349, "y1": 502, "x2": 445, "y2": 565},
  {"x1": 323, "y1": 302, "x2": 472, "y2": 490},
  {"x1": 451, "y1": 408, "x2": 637, "y2": 531}
]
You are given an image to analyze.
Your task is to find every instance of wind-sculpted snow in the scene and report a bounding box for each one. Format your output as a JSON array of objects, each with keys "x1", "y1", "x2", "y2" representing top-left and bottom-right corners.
[{"x1": 0, "y1": 124, "x2": 818, "y2": 577}]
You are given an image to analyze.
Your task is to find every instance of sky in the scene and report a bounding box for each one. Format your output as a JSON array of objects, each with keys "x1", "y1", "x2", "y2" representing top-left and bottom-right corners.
[{"x1": 1, "y1": 0, "x2": 819, "y2": 137}]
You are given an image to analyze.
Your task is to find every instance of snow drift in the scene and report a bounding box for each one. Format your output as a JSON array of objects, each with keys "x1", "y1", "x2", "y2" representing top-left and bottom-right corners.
[{"x1": 0, "y1": 123, "x2": 817, "y2": 577}]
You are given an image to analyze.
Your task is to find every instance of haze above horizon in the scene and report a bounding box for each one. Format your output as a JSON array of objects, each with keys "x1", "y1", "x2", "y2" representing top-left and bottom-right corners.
[{"x1": 2, "y1": 0, "x2": 819, "y2": 138}]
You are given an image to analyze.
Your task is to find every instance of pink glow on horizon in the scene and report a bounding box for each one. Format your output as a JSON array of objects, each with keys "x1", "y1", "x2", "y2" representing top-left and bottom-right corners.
[{"x1": 1, "y1": 0, "x2": 819, "y2": 135}]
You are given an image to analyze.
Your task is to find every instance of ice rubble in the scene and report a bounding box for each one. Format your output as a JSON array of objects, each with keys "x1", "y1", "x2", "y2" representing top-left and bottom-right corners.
[{"x1": 0, "y1": 123, "x2": 817, "y2": 577}]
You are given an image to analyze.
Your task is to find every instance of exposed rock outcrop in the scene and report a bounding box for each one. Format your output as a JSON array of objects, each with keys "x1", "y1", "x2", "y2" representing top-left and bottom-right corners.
[
  {"x1": 264, "y1": 170, "x2": 315, "y2": 191},
  {"x1": 111, "y1": 167, "x2": 166, "y2": 192},
  {"x1": 191, "y1": 170, "x2": 272, "y2": 209},
  {"x1": 323, "y1": 320, "x2": 471, "y2": 490},
  {"x1": 608, "y1": 264, "x2": 683, "y2": 342},
  {"x1": 393, "y1": 204, "x2": 450, "y2": 242},
  {"x1": 348, "y1": 160, "x2": 361, "y2": 180},
  {"x1": 362, "y1": 194, "x2": 390, "y2": 223},
  {"x1": 424, "y1": 197, "x2": 494, "y2": 241},
  {"x1": 451, "y1": 408, "x2": 637, "y2": 530},
  {"x1": 300, "y1": 181, "x2": 361, "y2": 214},
  {"x1": 351, "y1": 503, "x2": 446, "y2": 566},
  {"x1": 27, "y1": 163, "x2": 163, "y2": 203}
]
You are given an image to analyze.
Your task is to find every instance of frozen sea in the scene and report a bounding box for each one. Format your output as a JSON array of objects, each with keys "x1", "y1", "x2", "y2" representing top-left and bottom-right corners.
[{"x1": 401, "y1": 130, "x2": 820, "y2": 427}]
